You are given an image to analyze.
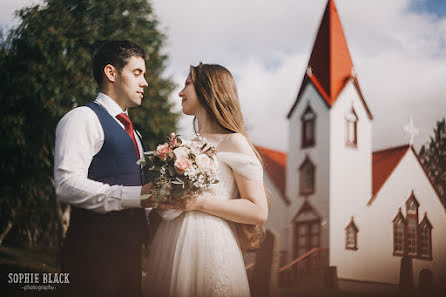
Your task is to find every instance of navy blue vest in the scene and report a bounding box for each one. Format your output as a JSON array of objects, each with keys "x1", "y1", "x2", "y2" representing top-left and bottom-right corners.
[{"x1": 68, "y1": 102, "x2": 147, "y2": 244}]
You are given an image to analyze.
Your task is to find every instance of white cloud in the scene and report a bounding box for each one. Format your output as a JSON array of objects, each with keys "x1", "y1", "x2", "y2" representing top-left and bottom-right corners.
[
  {"x1": 155, "y1": 0, "x2": 446, "y2": 151},
  {"x1": 234, "y1": 52, "x2": 307, "y2": 150},
  {"x1": 0, "y1": 0, "x2": 41, "y2": 30},
  {"x1": 2, "y1": 0, "x2": 445, "y2": 152}
]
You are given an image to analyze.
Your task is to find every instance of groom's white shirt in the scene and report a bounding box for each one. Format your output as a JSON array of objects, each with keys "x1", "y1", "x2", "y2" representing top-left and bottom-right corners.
[{"x1": 54, "y1": 92, "x2": 144, "y2": 214}]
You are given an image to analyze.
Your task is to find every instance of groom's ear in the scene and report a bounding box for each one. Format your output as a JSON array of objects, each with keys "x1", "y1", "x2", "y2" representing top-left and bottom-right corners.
[{"x1": 104, "y1": 64, "x2": 117, "y2": 83}]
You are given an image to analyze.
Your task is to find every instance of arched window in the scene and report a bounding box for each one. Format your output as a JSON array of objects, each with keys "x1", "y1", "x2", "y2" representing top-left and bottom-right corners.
[
  {"x1": 419, "y1": 214, "x2": 433, "y2": 259},
  {"x1": 406, "y1": 191, "x2": 419, "y2": 216},
  {"x1": 301, "y1": 105, "x2": 316, "y2": 148},
  {"x1": 345, "y1": 217, "x2": 358, "y2": 250},
  {"x1": 292, "y1": 201, "x2": 321, "y2": 258},
  {"x1": 393, "y1": 210, "x2": 405, "y2": 255},
  {"x1": 345, "y1": 107, "x2": 358, "y2": 147},
  {"x1": 299, "y1": 156, "x2": 315, "y2": 195},
  {"x1": 393, "y1": 195, "x2": 433, "y2": 260},
  {"x1": 405, "y1": 192, "x2": 419, "y2": 256},
  {"x1": 407, "y1": 216, "x2": 418, "y2": 256}
]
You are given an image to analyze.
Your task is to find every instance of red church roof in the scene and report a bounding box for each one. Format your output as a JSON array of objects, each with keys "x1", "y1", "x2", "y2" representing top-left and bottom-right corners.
[
  {"x1": 258, "y1": 144, "x2": 443, "y2": 210},
  {"x1": 256, "y1": 146, "x2": 290, "y2": 204},
  {"x1": 368, "y1": 145, "x2": 411, "y2": 205},
  {"x1": 287, "y1": 0, "x2": 372, "y2": 119},
  {"x1": 368, "y1": 145, "x2": 444, "y2": 209}
]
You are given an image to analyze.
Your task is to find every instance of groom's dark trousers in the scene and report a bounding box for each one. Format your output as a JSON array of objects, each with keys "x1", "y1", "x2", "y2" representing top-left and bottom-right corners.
[{"x1": 59, "y1": 102, "x2": 147, "y2": 297}]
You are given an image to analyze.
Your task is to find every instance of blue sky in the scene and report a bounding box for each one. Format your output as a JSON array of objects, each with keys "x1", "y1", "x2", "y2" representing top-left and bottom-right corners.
[{"x1": 411, "y1": 0, "x2": 446, "y2": 17}]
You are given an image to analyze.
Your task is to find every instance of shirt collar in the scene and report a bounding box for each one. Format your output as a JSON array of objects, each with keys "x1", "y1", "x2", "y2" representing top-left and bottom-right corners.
[{"x1": 95, "y1": 92, "x2": 128, "y2": 117}]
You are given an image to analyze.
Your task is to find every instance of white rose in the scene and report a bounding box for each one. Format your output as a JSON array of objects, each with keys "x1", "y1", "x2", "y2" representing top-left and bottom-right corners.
[
  {"x1": 173, "y1": 147, "x2": 189, "y2": 160},
  {"x1": 195, "y1": 154, "x2": 211, "y2": 170}
]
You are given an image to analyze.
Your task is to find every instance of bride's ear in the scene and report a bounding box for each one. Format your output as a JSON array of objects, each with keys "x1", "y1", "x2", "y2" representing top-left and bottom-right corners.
[{"x1": 104, "y1": 64, "x2": 117, "y2": 83}]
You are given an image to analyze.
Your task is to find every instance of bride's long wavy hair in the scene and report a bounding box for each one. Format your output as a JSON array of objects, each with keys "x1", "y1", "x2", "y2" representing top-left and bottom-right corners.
[{"x1": 189, "y1": 62, "x2": 271, "y2": 252}]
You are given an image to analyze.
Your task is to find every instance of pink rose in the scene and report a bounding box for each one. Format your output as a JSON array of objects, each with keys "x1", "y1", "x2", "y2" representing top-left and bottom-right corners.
[
  {"x1": 156, "y1": 143, "x2": 172, "y2": 161},
  {"x1": 174, "y1": 159, "x2": 190, "y2": 174}
]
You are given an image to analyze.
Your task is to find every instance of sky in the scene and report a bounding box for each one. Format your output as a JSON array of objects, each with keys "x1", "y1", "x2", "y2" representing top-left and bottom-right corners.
[{"x1": 1, "y1": 0, "x2": 446, "y2": 152}]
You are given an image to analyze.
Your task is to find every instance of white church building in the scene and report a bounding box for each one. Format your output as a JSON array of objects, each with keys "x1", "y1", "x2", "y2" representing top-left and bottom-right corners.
[{"x1": 259, "y1": 0, "x2": 446, "y2": 293}]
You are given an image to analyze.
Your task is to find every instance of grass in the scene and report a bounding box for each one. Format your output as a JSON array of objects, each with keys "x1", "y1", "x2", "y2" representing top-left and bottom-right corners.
[{"x1": 0, "y1": 245, "x2": 59, "y2": 272}]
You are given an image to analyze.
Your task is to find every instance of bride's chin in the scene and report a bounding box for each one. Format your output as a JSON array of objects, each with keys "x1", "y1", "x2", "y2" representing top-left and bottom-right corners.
[{"x1": 182, "y1": 108, "x2": 194, "y2": 116}]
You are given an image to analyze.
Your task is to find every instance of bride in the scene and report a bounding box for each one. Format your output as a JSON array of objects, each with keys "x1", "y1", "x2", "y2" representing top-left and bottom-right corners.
[{"x1": 144, "y1": 63, "x2": 269, "y2": 297}]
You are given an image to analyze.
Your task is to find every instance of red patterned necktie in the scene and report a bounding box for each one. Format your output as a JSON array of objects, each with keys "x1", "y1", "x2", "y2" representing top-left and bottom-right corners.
[{"x1": 116, "y1": 113, "x2": 140, "y2": 158}]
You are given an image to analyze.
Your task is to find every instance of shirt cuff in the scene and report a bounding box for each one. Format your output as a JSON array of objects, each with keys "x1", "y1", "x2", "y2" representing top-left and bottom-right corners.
[
  {"x1": 121, "y1": 186, "x2": 142, "y2": 209},
  {"x1": 145, "y1": 208, "x2": 153, "y2": 224}
]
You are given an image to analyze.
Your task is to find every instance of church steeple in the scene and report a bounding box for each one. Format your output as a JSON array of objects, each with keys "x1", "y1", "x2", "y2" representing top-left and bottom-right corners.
[
  {"x1": 288, "y1": 0, "x2": 372, "y2": 119},
  {"x1": 308, "y1": 0, "x2": 353, "y2": 105}
]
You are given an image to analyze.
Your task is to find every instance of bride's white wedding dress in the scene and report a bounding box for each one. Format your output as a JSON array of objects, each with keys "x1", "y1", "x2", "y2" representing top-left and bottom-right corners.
[{"x1": 144, "y1": 150, "x2": 263, "y2": 297}]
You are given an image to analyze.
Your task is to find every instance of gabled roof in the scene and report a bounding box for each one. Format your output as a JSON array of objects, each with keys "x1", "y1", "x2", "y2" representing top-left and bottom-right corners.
[
  {"x1": 292, "y1": 200, "x2": 322, "y2": 222},
  {"x1": 345, "y1": 217, "x2": 359, "y2": 231},
  {"x1": 420, "y1": 213, "x2": 433, "y2": 229},
  {"x1": 256, "y1": 142, "x2": 444, "y2": 211},
  {"x1": 287, "y1": 0, "x2": 372, "y2": 119},
  {"x1": 368, "y1": 145, "x2": 411, "y2": 205},
  {"x1": 368, "y1": 145, "x2": 444, "y2": 210},
  {"x1": 256, "y1": 146, "x2": 290, "y2": 205},
  {"x1": 392, "y1": 208, "x2": 406, "y2": 223},
  {"x1": 405, "y1": 191, "x2": 420, "y2": 210}
]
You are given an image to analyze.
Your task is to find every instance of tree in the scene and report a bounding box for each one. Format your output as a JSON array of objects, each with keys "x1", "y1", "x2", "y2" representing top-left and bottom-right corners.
[
  {"x1": 0, "y1": 0, "x2": 178, "y2": 248},
  {"x1": 419, "y1": 118, "x2": 446, "y2": 208}
]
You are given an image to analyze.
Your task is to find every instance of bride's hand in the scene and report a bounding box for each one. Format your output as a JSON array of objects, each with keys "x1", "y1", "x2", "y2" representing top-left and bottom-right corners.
[
  {"x1": 182, "y1": 195, "x2": 204, "y2": 211},
  {"x1": 157, "y1": 202, "x2": 180, "y2": 210},
  {"x1": 158, "y1": 195, "x2": 204, "y2": 211}
]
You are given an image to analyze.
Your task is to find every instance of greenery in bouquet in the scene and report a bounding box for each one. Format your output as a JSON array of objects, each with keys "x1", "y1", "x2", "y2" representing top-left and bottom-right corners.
[{"x1": 138, "y1": 133, "x2": 219, "y2": 207}]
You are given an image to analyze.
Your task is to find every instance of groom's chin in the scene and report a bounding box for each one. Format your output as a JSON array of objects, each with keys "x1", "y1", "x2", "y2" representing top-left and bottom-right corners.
[{"x1": 131, "y1": 99, "x2": 142, "y2": 107}]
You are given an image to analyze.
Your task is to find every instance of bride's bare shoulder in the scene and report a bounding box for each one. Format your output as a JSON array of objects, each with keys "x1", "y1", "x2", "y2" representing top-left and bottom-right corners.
[{"x1": 220, "y1": 133, "x2": 255, "y2": 157}]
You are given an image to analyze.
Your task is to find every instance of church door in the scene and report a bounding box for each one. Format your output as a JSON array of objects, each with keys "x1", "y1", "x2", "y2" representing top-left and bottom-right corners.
[{"x1": 294, "y1": 220, "x2": 320, "y2": 258}]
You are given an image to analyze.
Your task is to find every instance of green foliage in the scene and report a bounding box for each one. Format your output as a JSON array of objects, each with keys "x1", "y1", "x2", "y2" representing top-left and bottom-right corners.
[
  {"x1": 0, "y1": 0, "x2": 177, "y2": 247},
  {"x1": 419, "y1": 118, "x2": 446, "y2": 207}
]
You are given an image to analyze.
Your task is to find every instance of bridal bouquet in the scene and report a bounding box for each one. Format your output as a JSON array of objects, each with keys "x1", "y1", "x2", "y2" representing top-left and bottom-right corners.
[{"x1": 137, "y1": 133, "x2": 219, "y2": 207}]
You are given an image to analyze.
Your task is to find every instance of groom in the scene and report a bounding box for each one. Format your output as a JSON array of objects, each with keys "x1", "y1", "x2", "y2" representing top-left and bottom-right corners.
[{"x1": 54, "y1": 40, "x2": 155, "y2": 297}]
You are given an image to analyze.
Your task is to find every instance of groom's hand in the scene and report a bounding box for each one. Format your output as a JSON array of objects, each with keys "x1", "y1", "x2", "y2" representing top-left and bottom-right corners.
[
  {"x1": 140, "y1": 182, "x2": 154, "y2": 208},
  {"x1": 141, "y1": 198, "x2": 156, "y2": 208},
  {"x1": 141, "y1": 182, "x2": 153, "y2": 196}
]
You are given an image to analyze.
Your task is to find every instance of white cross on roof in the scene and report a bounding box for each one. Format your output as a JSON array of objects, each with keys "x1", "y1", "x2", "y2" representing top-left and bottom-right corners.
[{"x1": 404, "y1": 116, "x2": 419, "y2": 146}]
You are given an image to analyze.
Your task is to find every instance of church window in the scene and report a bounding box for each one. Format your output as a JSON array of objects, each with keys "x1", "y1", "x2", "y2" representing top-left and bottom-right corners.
[
  {"x1": 407, "y1": 216, "x2": 418, "y2": 256},
  {"x1": 406, "y1": 192, "x2": 419, "y2": 216},
  {"x1": 301, "y1": 105, "x2": 316, "y2": 148},
  {"x1": 299, "y1": 156, "x2": 315, "y2": 195},
  {"x1": 393, "y1": 197, "x2": 432, "y2": 260},
  {"x1": 345, "y1": 108, "x2": 358, "y2": 147},
  {"x1": 292, "y1": 201, "x2": 321, "y2": 258},
  {"x1": 408, "y1": 201, "x2": 417, "y2": 212},
  {"x1": 345, "y1": 218, "x2": 358, "y2": 250},
  {"x1": 393, "y1": 211, "x2": 405, "y2": 255},
  {"x1": 402, "y1": 192, "x2": 421, "y2": 257},
  {"x1": 419, "y1": 215, "x2": 433, "y2": 259}
]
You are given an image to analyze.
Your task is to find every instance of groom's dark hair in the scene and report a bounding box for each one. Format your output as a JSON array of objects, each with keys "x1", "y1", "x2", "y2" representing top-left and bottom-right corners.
[{"x1": 93, "y1": 40, "x2": 147, "y2": 87}]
